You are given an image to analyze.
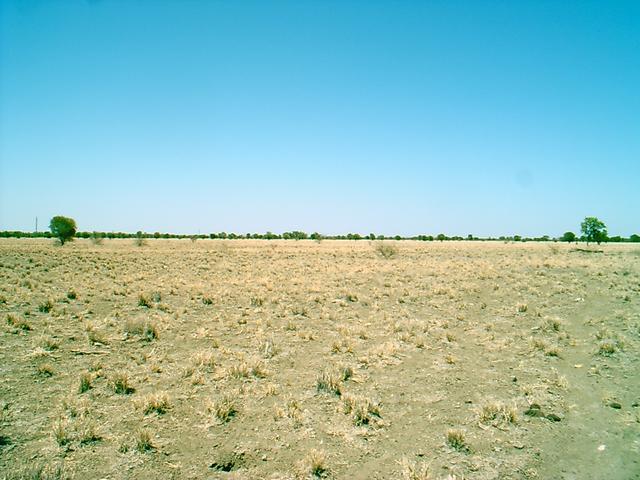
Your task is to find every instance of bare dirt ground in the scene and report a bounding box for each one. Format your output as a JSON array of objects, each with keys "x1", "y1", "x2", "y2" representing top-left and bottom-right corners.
[{"x1": 1, "y1": 239, "x2": 638, "y2": 480}]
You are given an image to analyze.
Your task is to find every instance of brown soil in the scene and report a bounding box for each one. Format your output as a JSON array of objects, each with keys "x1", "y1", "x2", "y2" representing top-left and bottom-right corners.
[{"x1": 1, "y1": 239, "x2": 638, "y2": 479}]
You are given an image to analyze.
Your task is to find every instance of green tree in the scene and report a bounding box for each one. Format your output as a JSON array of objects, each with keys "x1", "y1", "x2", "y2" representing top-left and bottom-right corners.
[
  {"x1": 49, "y1": 216, "x2": 77, "y2": 245},
  {"x1": 560, "y1": 231, "x2": 576, "y2": 243},
  {"x1": 630, "y1": 234, "x2": 640, "y2": 243},
  {"x1": 581, "y1": 217, "x2": 607, "y2": 245}
]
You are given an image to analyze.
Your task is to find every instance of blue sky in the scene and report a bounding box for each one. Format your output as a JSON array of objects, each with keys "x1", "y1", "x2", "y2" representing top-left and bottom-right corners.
[{"x1": 1, "y1": 0, "x2": 638, "y2": 236}]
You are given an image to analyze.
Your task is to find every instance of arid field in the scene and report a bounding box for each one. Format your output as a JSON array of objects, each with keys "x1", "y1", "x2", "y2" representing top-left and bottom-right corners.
[{"x1": 0, "y1": 239, "x2": 638, "y2": 479}]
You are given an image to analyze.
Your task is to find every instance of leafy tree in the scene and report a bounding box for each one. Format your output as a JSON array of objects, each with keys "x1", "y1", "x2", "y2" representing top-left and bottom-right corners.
[
  {"x1": 581, "y1": 217, "x2": 607, "y2": 245},
  {"x1": 436, "y1": 234, "x2": 446, "y2": 242},
  {"x1": 560, "y1": 231, "x2": 576, "y2": 243},
  {"x1": 49, "y1": 216, "x2": 77, "y2": 245},
  {"x1": 630, "y1": 234, "x2": 640, "y2": 243}
]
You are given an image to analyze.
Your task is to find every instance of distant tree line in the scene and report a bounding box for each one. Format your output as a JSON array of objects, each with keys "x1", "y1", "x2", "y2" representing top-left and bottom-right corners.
[
  {"x1": 2, "y1": 229, "x2": 639, "y2": 243},
  {"x1": 1, "y1": 215, "x2": 636, "y2": 243}
]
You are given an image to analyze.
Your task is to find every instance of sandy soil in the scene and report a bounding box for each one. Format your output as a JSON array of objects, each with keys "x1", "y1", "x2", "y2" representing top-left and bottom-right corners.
[{"x1": 0, "y1": 239, "x2": 638, "y2": 479}]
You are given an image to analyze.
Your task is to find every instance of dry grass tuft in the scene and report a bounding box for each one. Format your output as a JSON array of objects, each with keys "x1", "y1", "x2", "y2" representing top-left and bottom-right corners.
[
  {"x1": 209, "y1": 395, "x2": 238, "y2": 423},
  {"x1": 78, "y1": 372, "x2": 92, "y2": 393},
  {"x1": 446, "y1": 429, "x2": 468, "y2": 452},
  {"x1": 342, "y1": 394, "x2": 382, "y2": 426},
  {"x1": 110, "y1": 371, "x2": 134, "y2": 394},
  {"x1": 316, "y1": 370, "x2": 342, "y2": 396},
  {"x1": 136, "y1": 429, "x2": 154, "y2": 452},
  {"x1": 303, "y1": 449, "x2": 327, "y2": 478},
  {"x1": 478, "y1": 401, "x2": 517, "y2": 426},
  {"x1": 399, "y1": 457, "x2": 432, "y2": 480}
]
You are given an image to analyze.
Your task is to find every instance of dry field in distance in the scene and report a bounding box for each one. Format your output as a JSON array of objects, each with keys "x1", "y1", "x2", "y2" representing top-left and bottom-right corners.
[{"x1": 0, "y1": 239, "x2": 638, "y2": 479}]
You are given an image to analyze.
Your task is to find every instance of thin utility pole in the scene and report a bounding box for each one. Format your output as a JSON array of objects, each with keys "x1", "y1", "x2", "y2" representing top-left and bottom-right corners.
[{"x1": 35, "y1": 217, "x2": 38, "y2": 233}]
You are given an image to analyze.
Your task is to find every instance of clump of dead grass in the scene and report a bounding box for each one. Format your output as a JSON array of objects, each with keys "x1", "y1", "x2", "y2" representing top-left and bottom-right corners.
[{"x1": 137, "y1": 392, "x2": 170, "y2": 415}]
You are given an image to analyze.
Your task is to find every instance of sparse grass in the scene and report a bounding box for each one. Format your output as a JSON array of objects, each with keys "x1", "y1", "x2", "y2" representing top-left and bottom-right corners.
[{"x1": 2, "y1": 239, "x2": 637, "y2": 479}]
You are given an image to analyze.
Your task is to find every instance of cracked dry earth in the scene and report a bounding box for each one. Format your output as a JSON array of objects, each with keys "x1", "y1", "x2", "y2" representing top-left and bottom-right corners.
[{"x1": 0, "y1": 239, "x2": 639, "y2": 479}]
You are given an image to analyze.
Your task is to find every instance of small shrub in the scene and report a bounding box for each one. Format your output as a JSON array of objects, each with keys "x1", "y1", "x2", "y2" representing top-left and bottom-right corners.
[{"x1": 66, "y1": 289, "x2": 77, "y2": 300}]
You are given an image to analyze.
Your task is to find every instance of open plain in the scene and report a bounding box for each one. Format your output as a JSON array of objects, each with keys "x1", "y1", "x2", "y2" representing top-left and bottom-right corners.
[{"x1": 1, "y1": 239, "x2": 638, "y2": 479}]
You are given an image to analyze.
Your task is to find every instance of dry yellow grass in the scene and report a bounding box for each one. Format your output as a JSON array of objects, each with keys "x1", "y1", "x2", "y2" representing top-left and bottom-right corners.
[{"x1": 0, "y1": 239, "x2": 638, "y2": 478}]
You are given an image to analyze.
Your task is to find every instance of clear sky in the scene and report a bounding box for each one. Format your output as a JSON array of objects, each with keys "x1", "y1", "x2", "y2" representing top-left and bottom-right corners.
[{"x1": 1, "y1": 0, "x2": 638, "y2": 237}]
